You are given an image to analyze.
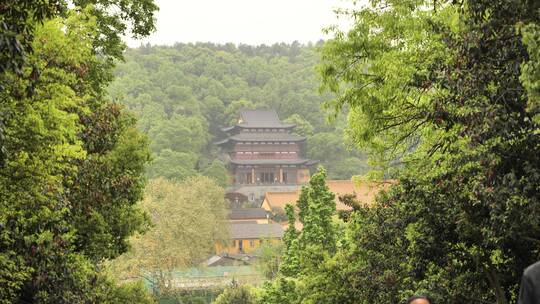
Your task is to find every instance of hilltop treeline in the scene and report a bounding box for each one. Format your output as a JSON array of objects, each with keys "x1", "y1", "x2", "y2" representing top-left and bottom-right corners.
[{"x1": 108, "y1": 42, "x2": 368, "y2": 182}]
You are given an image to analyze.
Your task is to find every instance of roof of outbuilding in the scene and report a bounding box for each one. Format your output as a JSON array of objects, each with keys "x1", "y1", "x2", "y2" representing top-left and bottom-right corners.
[
  {"x1": 229, "y1": 208, "x2": 268, "y2": 220},
  {"x1": 263, "y1": 191, "x2": 299, "y2": 210},
  {"x1": 205, "y1": 253, "x2": 258, "y2": 267},
  {"x1": 263, "y1": 180, "x2": 394, "y2": 213},
  {"x1": 230, "y1": 223, "x2": 284, "y2": 239}
]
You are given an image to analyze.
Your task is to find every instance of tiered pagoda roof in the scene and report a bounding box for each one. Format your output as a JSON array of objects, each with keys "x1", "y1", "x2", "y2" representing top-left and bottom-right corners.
[
  {"x1": 217, "y1": 108, "x2": 316, "y2": 169},
  {"x1": 216, "y1": 109, "x2": 306, "y2": 147},
  {"x1": 221, "y1": 109, "x2": 296, "y2": 133}
]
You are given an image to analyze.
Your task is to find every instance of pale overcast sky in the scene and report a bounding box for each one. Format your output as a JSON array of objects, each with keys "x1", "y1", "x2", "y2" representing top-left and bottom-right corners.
[{"x1": 126, "y1": 0, "x2": 356, "y2": 47}]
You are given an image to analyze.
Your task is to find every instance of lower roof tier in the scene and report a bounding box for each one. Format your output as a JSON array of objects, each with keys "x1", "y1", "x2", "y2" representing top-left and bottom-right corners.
[
  {"x1": 229, "y1": 158, "x2": 318, "y2": 166},
  {"x1": 215, "y1": 132, "x2": 305, "y2": 146}
]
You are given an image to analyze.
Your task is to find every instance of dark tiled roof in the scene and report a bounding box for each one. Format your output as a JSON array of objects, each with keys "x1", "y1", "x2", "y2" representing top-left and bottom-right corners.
[
  {"x1": 230, "y1": 223, "x2": 284, "y2": 239},
  {"x1": 205, "y1": 253, "x2": 258, "y2": 267},
  {"x1": 216, "y1": 132, "x2": 305, "y2": 145},
  {"x1": 240, "y1": 109, "x2": 294, "y2": 128},
  {"x1": 221, "y1": 109, "x2": 295, "y2": 132},
  {"x1": 229, "y1": 158, "x2": 312, "y2": 166},
  {"x1": 229, "y1": 208, "x2": 268, "y2": 220}
]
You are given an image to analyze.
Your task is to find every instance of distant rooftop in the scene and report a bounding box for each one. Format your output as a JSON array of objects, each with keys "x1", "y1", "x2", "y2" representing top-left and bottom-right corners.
[
  {"x1": 229, "y1": 208, "x2": 268, "y2": 220},
  {"x1": 230, "y1": 223, "x2": 284, "y2": 239},
  {"x1": 262, "y1": 180, "x2": 394, "y2": 213},
  {"x1": 240, "y1": 109, "x2": 289, "y2": 127},
  {"x1": 222, "y1": 109, "x2": 295, "y2": 132},
  {"x1": 205, "y1": 253, "x2": 259, "y2": 267}
]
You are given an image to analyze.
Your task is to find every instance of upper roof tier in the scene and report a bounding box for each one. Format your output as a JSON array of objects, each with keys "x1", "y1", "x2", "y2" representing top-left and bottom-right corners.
[{"x1": 222, "y1": 109, "x2": 295, "y2": 132}]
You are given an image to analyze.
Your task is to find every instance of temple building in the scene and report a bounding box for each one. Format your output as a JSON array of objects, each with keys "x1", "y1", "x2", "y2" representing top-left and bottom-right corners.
[{"x1": 217, "y1": 109, "x2": 316, "y2": 204}]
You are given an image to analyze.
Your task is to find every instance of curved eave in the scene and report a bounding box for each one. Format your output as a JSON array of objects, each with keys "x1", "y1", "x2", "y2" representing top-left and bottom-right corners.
[
  {"x1": 306, "y1": 160, "x2": 319, "y2": 166},
  {"x1": 215, "y1": 139, "x2": 230, "y2": 146},
  {"x1": 216, "y1": 138, "x2": 306, "y2": 146},
  {"x1": 229, "y1": 159, "x2": 313, "y2": 166},
  {"x1": 220, "y1": 124, "x2": 296, "y2": 133},
  {"x1": 221, "y1": 126, "x2": 236, "y2": 132}
]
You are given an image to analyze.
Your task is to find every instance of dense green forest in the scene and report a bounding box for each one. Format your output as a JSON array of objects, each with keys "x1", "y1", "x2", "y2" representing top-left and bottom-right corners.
[
  {"x1": 108, "y1": 42, "x2": 368, "y2": 183},
  {"x1": 2, "y1": 0, "x2": 540, "y2": 303}
]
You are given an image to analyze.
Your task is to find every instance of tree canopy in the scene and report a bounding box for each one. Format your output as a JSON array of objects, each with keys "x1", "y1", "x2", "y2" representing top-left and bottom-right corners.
[
  {"x1": 0, "y1": 2, "x2": 157, "y2": 302},
  {"x1": 109, "y1": 177, "x2": 229, "y2": 293}
]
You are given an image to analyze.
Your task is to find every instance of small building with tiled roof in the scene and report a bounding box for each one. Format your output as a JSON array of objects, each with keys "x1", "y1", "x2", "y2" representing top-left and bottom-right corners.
[
  {"x1": 217, "y1": 109, "x2": 317, "y2": 204},
  {"x1": 215, "y1": 223, "x2": 284, "y2": 255}
]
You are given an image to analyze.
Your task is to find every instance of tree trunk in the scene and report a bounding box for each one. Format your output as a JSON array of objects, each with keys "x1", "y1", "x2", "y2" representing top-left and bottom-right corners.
[{"x1": 485, "y1": 266, "x2": 508, "y2": 304}]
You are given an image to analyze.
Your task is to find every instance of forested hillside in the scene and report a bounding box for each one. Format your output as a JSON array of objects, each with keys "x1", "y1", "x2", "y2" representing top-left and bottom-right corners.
[{"x1": 108, "y1": 43, "x2": 367, "y2": 182}]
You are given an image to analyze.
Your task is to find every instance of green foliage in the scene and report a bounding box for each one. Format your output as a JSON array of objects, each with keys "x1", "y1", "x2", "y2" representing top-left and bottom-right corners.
[
  {"x1": 0, "y1": 2, "x2": 156, "y2": 302},
  {"x1": 224, "y1": 99, "x2": 257, "y2": 125},
  {"x1": 284, "y1": 114, "x2": 314, "y2": 136},
  {"x1": 269, "y1": 206, "x2": 288, "y2": 223},
  {"x1": 0, "y1": 0, "x2": 156, "y2": 76},
  {"x1": 258, "y1": 0, "x2": 539, "y2": 303},
  {"x1": 104, "y1": 280, "x2": 156, "y2": 304},
  {"x1": 0, "y1": 0, "x2": 158, "y2": 167},
  {"x1": 260, "y1": 168, "x2": 337, "y2": 303},
  {"x1": 200, "y1": 160, "x2": 229, "y2": 187},
  {"x1": 0, "y1": 1, "x2": 65, "y2": 76},
  {"x1": 213, "y1": 283, "x2": 257, "y2": 304},
  {"x1": 69, "y1": 103, "x2": 151, "y2": 261},
  {"x1": 154, "y1": 289, "x2": 222, "y2": 304},
  {"x1": 307, "y1": 132, "x2": 366, "y2": 179},
  {"x1": 109, "y1": 177, "x2": 229, "y2": 292},
  {"x1": 319, "y1": 0, "x2": 454, "y2": 171},
  {"x1": 258, "y1": 278, "x2": 299, "y2": 304},
  {"x1": 521, "y1": 24, "x2": 540, "y2": 125},
  {"x1": 255, "y1": 241, "x2": 283, "y2": 280},
  {"x1": 279, "y1": 204, "x2": 300, "y2": 277},
  {"x1": 147, "y1": 149, "x2": 198, "y2": 181},
  {"x1": 109, "y1": 42, "x2": 368, "y2": 180},
  {"x1": 298, "y1": 168, "x2": 336, "y2": 254},
  {"x1": 283, "y1": 0, "x2": 540, "y2": 303},
  {"x1": 148, "y1": 114, "x2": 209, "y2": 154}
]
